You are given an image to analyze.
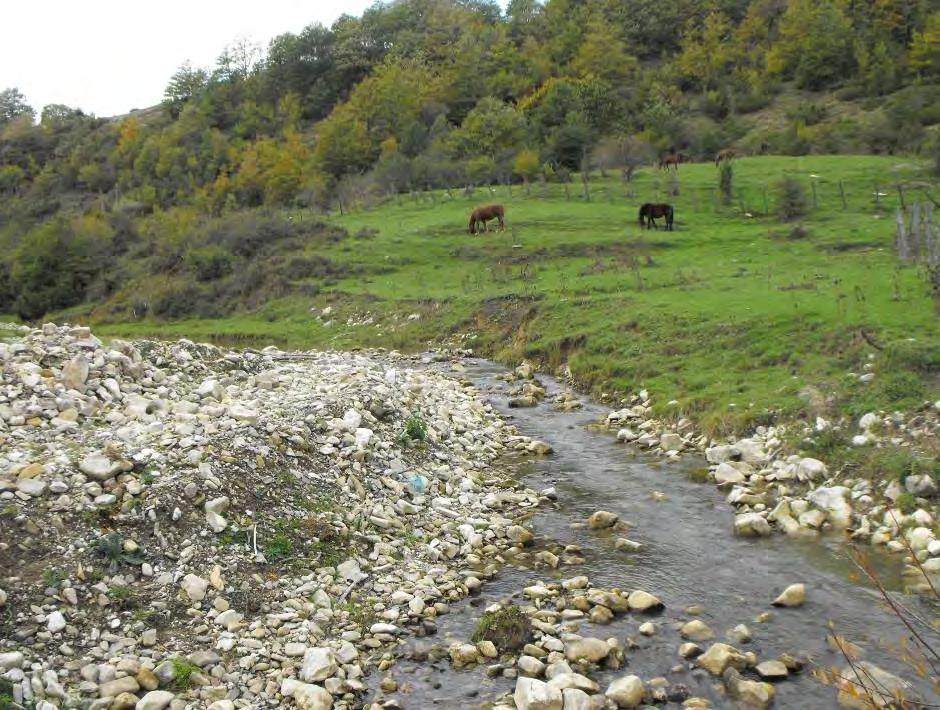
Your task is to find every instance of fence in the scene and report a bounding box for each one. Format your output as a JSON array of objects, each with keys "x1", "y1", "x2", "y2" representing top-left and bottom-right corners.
[{"x1": 895, "y1": 202, "x2": 938, "y2": 265}]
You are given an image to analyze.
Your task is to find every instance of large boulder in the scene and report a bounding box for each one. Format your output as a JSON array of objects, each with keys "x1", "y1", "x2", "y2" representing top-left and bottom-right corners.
[
  {"x1": 514, "y1": 677, "x2": 563, "y2": 710},
  {"x1": 564, "y1": 637, "x2": 611, "y2": 664},
  {"x1": 807, "y1": 486, "x2": 853, "y2": 528},
  {"x1": 605, "y1": 675, "x2": 645, "y2": 708}
]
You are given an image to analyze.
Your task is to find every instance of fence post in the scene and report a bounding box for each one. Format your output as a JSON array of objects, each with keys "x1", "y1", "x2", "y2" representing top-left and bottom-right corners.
[
  {"x1": 910, "y1": 202, "x2": 922, "y2": 259},
  {"x1": 895, "y1": 208, "x2": 908, "y2": 260},
  {"x1": 896, "y1": 184, "x2": 906, "y2": 210}
]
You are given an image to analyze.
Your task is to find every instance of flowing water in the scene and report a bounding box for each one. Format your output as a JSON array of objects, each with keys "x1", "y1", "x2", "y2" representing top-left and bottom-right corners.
[{"x1": 373, "y1": 359, "x2": 939, "y2": 708}]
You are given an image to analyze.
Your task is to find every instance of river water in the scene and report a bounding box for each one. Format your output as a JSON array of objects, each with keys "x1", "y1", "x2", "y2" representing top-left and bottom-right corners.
[{"x1": 374, "y1": 358, "x2": 938, "y2": 708}]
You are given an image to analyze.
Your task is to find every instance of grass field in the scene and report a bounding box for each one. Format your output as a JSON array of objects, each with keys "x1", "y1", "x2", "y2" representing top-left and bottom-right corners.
[{"x1": 95, "y1": 155, "x2": 940, "y2": 434}]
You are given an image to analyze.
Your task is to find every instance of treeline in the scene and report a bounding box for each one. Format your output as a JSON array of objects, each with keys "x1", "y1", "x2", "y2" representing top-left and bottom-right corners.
[{"x1": 0, "y1": 0, "x2": 938, "y2": 320}]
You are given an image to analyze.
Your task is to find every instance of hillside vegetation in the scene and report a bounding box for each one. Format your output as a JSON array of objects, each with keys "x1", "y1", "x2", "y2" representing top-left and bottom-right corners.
[
  {"x1": 90, "y1": 155, "x2": 940, "y2": 436},
  {"x1": 0, "y1": 0, "x2": 938, "y2": 433}
]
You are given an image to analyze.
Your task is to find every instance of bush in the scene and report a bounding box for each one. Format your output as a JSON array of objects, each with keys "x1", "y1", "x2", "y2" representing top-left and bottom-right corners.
[
  {"x1": 185, "y1": 246, "x2": 233, "y2": 281},
  {"x1": 776, "y1": 177, "x2": 809, "y2": 221}
]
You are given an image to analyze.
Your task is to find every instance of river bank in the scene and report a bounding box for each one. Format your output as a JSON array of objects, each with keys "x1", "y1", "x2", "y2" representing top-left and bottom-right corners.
[{"x1": 1, "y1": 326, "x2": 935, "y2": 709}]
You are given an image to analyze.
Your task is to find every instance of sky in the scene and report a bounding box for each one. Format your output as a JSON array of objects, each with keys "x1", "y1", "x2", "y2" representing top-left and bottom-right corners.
[{"x1": 1, "y1": 0, "x2": 376, "y2": 118}]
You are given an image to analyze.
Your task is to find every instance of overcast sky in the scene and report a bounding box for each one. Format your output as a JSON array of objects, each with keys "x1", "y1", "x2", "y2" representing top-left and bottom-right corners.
[{"x1": 2, "y1": 0, "x2": 376, "y2": 118}]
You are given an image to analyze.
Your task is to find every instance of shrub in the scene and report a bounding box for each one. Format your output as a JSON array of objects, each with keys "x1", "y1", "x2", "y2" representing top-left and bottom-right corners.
[
  {"x1": 776, "y1": 177, "x2": 808, "y2": 222},
  {"x1": 185, "y1": 246, "x2": 233, "y2": 281}
]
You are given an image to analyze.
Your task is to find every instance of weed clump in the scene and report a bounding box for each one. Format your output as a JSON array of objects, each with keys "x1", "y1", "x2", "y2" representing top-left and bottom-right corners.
[
  {"x1": 895, "y1": 492, "x2": 918, "y2": 515},
  {"x1": 169, "y1": 657, "x2": 201, "y2": 691},
  {"x1": 471, "y1": 605, "x2": 532, "y2": 652},
  {"x1": 401, "y1": 413, "x2": 428, "y2": 442}
]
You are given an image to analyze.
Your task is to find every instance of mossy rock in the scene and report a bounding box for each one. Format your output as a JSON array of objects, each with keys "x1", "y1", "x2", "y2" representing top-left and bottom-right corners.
[{"x1": 471, "y1": 605, "x2": 532, "y2": 652}]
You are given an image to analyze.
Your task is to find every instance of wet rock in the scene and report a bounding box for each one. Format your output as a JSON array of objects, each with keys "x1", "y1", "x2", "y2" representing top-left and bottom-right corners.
[
  {"x1": 772, "y1": 583, "x2": 806, "y2": 608},
  {"x1": 680, "y1": 620, "x2": 714, "y2": 642},
  {"x1": 588, "y1": 510, "x2": 619, "y2": 529},
  {"x1": 449, "y1": 643, "x2": 480, "y2": 668},
  {"x1": 696, "y1": 643, "x2": 747, "y2": 676},
  {"x1": 605, "y1": 675, "x2": 645, "y2": 708},
  {"x1": 724, "y1": 668, "x2": 775, "y2": 708},
  {"x1": 807, "y1": 486, "x2": 853, "y2": 528},
  {"x1": 726, "y1": 624, "x2": 751, "y2": 643},
  {"x1": 734, "y1": 512, "x2": 772, "y2": 537},
  {"x1": 507, "y1": 525, "x2": 535, "y2": 546},
  {"x1": 835, "y1": 661, "x2": 917, "y2": 708},
  {"x1": 615, "y1": 538, "x2": 642, "y2": 552},
  {"x1": 564, "y1": 637, "x2": 610, "y2": 664},
  {"x1": 756, "y1": 660, "x2": 788, "y2": 680},
  {"x1": 627, "y1": 590, "x2": 663, "y2": 613}
]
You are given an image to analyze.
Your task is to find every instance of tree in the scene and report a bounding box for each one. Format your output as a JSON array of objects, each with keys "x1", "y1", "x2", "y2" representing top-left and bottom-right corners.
[
  {"x1": 909, "y1": 12, "x2": 940, "y2": 78},
  {"x1": 0, "y1": 88, "x2": 34, "y2": 125},
  {"x1": 675, "y1": 11, "x2": 733, "y2": 92},
  {"x1": 571, "y1": 17, "x2": 636, "y2": 83},
  {"x1": 163, "y1": 62, "x2": 209, "y2": 117},
  {"x1": 514, "y1": 148, "x2": 540, "y2": 186},
  {"x1": 447, "y1": 97, "x2": 527, "y2": 161}
]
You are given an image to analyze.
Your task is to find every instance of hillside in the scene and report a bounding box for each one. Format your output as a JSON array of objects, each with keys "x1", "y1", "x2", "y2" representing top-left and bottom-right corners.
[{"x1": 0, "y1": 0, "x2": 938, "y2": 440}]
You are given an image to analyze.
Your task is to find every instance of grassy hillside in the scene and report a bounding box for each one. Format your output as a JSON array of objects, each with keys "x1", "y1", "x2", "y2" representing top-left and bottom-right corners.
[{"x1": 91, "y1": 154, "x2": 940, "y2": 434}]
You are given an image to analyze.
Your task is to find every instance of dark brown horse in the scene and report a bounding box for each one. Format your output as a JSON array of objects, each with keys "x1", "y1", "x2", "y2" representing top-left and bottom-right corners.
[
  {"x1": 639, "y1": 203, "x2": 674, "y2": 231},
  {"x1": 468, "y1": 204, "x2": 505, "y2": 234},
  {"x1": 715, "y1": 148, "x2": 737, "y2": 166},
  {"x1": 659, "y1": 153, "x2": 686, "y2": 171}
]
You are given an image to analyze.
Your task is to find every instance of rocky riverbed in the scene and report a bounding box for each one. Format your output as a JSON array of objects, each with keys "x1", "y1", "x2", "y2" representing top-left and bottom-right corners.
[
  {"x1": 1, "y1": 325, "x2": 936, "y2": 710},
  {"x1": 0, "y1": 323, "x2": 558, "y2": 709}
]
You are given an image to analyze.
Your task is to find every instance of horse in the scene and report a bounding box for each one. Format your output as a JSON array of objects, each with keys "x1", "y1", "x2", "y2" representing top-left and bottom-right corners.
[
  {"x1": 659, "y1": 153, "x2": 686, "y2": 171},
  {"x1": 468, "y1": 204, "x2": 505, "y2": 234},
  {"x1": 638, "y1": 202, "x2": 674, "y2": 231},
  {"x1": 715, "y1": 148, "x2": 737, "y2": 166}
]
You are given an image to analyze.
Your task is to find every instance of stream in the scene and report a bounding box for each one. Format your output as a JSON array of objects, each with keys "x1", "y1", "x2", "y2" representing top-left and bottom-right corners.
[{"x1": 374, "y1": 358, "x2": 939, "y2": 708}]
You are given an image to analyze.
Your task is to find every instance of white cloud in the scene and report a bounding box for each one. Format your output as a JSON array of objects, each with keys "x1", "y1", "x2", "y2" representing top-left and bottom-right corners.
[{"x1": 1, "y1": 0, "x2": 374, "y2": 117}]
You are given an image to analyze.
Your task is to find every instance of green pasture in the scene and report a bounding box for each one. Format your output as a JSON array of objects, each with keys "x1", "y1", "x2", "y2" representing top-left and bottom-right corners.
[{"x1": 96, "y1": 155, "x2": 940, "y2": 433}]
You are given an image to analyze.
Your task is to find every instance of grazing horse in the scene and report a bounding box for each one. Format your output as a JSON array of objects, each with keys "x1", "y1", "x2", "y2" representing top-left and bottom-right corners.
[
  {"x1": 715, "y1": 148, "x2": 737, "y2": 166},
  {"x1": 638, "y1": 202, "x2": 674, "y2": 231},
  {"x1": 468, "y1": 204, "x2": 505, "y2": 234},
  {"x1": 659, "y1": 153, "x2": 686, "y2": 171}
]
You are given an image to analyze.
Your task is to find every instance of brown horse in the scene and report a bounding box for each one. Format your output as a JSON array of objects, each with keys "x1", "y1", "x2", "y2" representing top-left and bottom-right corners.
[
  {"x1": 639, "y1": 202, "x2": 674, "y2": 231},
  {"x1": 659, "y1": 153, "x2": 686, "y2": 171},
  {"x1": 715, "y1": 148, "x2": 737, "y2": 166},
  {"x1": 468, "y1": 204, "x2": 505, "y2": 234}
]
